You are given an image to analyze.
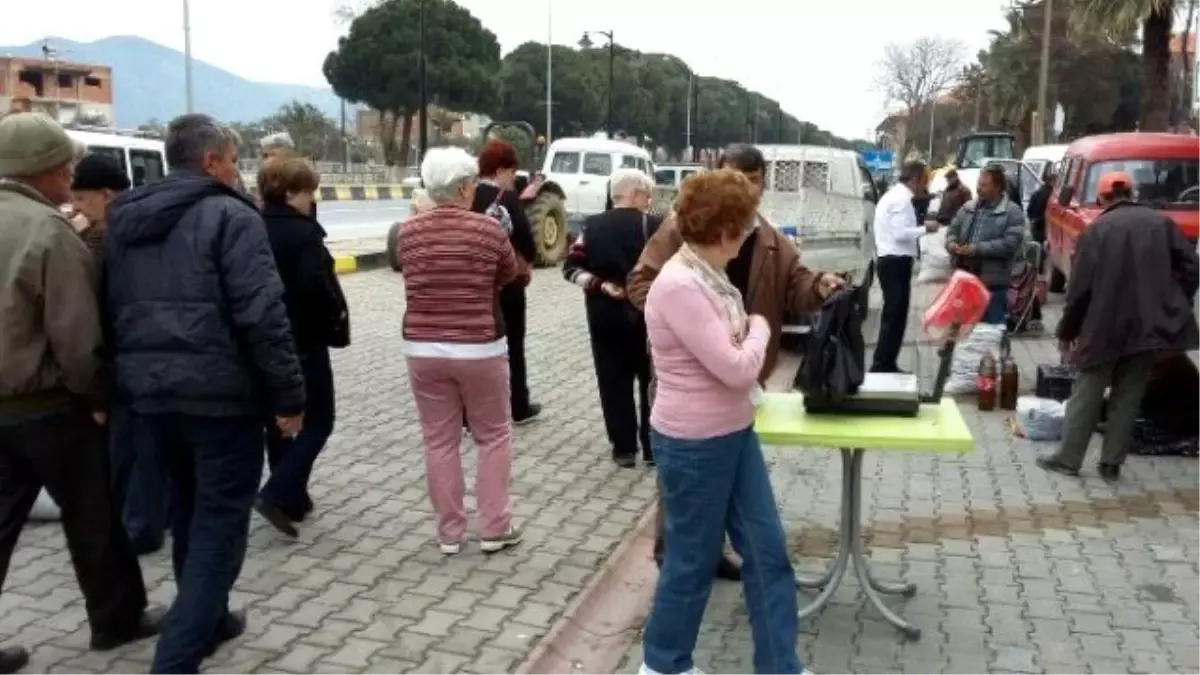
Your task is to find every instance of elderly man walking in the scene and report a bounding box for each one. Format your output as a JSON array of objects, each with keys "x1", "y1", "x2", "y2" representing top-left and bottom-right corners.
[
  {"x1": 1038, "y1": 172, "x2": 1199, "y2": 482},
  {"x1": 105, "y1": 113, "x2": 305, "y2": 672},
  {"x1": 0, "y1": 113, "x2": 162, "y2": 674},
  {"x1": 564, "y1": 168, "x2": 662, "y2": 467}
]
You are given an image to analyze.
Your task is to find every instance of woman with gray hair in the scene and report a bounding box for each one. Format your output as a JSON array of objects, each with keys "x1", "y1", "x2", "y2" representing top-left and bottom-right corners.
[
  {"x1": 562, "y1": 167, "x2": 662, "y2": 468},
  {"x1": 395, "y1": 147, "x2": 522, "y2": 555}
]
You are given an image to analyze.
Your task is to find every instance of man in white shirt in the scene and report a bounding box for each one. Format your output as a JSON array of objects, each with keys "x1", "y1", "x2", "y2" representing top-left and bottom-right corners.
[{"x1": 871, "y1": 161, "x2": 936, "y2": 373}]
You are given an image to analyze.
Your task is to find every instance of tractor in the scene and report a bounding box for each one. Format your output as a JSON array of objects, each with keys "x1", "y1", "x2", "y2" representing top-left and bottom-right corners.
[{"x1": 483, "y1": 121, "x2": 569, "y2": 267}]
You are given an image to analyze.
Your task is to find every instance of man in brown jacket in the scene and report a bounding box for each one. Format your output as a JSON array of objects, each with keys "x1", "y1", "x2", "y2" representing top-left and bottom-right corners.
[
  {"x1": 0, "y1": 113, "x2": 162, "y2": 673},
  {"x1": 627, "y1": 143, "x2": 843, "y2": 580},
  {"x1": 933, "y1": 168, "x2": 971, "y2": 225}
]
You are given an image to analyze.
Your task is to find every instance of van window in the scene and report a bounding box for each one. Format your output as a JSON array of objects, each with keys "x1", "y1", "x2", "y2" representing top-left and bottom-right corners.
[
  {"x1": 803, "y1": 161, "x2": 830, "y2": 190},
  {"x1": 550, "y1": 152, "x2": 581, "y2": 174},
  {"x1": 858, "y1": 164, "x2": 878, "y2": 202},
  {"x1": 583, "y1": 153, "x2": 612, "y2": 176},
  {"x1": 654, "y1": 168, "x2": 676, "y2": 186},
  {"x1": 129, "y1": 149, "x2": 165, "y2": 187},
  {"x1": 772, "y1": 161, "x2": 801, "y2": 192},
  {"x1": 681, "y1": 169, "x2": 699, "y2": 182},
  {"x1": 86, "y1": 145, "x2": 129, "y2": 178},
  {"x1": 621, "y1": 155, "x2": 638, "y2": 169}
]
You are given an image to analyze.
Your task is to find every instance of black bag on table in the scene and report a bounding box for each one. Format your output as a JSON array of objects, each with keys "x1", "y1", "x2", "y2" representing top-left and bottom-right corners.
[{"x1": 794, "y1": 286, "x2": 867, "y2": 403}]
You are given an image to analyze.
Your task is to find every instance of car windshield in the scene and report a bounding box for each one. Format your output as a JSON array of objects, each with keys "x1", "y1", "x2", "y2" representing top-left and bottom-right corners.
[
  {"x1": 960, "y1": 136, "x2": 1015, "y2": 169},
  {"x1": 1082, "y1": 158, "x2": 1200, "y2": 207}
]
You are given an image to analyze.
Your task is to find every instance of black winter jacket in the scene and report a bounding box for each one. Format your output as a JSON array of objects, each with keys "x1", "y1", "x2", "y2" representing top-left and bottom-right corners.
[
  {"x1": 261, "y1": 202, "x2": 350, "y2": 352},
  {"x1": 104, "y1": 172, "x2": 305, "y2": 417}
]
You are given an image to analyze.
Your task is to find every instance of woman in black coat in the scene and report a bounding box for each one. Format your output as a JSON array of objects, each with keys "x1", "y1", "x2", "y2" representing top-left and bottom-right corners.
[
  {"x1": 473, "y1": 139, "x2": 541, "y2": 424},
  {"x1": 254, "y1": 157, "x2": 350, "y2": 537}
]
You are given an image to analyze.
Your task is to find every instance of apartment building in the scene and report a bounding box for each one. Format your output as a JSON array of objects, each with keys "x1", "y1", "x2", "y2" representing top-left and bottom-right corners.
[{"x1": 0, "y1": 55, "x2": 114, "y2": 124}]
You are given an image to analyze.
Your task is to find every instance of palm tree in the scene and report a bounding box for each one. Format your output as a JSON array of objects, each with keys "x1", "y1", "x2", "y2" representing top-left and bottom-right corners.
[{"x1": 1073, "y1": 0, "x2": 1176, "y2": 131}]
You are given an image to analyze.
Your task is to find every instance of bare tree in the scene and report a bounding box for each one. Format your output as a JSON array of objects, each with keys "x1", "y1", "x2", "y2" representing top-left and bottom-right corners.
[{"x1": 876, "y1": 36, "x2": 967, "y2": 154}]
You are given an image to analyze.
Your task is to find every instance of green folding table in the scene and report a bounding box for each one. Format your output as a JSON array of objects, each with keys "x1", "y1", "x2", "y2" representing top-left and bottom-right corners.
[{"x1": 755, "y1": 392, "x2": 975, "y2": 640}]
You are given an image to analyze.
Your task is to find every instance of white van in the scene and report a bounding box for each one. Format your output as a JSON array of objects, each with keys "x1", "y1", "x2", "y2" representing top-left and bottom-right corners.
[
  {"x1": 540, "y1": 136, "x2": 654, "y2": 231},
  {"x1": 66, "y1": 128, "x2": 168, "y2": 188},
  {"x1": 653, "y1": 163, "x2": 705, "y2": 188},
  {"x1": 1021, "y1": 144, "x2": 1068, "y2": 179}
]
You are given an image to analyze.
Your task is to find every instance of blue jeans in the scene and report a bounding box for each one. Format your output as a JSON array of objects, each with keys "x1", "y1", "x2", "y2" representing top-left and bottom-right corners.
[
  {"x1": 139, "y1": 413, "x2": 263, "y2": 674},
  {"x1": 109, "y1": 405, "x2": 169, "y2": 553},
  {"x1": 983, "y1": 284, "x2": 1008, "y2": 324},
  {"x1": 643, "y1": 426, "x2": 802, "y2": 674},
  {"x1": 261, "y1": 348, "x2": 335, "y2": 519}
]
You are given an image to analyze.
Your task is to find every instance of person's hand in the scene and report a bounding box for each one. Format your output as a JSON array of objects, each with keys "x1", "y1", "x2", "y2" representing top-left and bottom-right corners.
[
  {"x1": 924, "y1": 220, "x2": 940, "y2": 233},
  {"x1": 1058, "y1": 339, "x2": 1075, "y2": 361},
  {"x1": 961, "y1": 244, "x2": 977, "y2": 256},
  {"x1": 600, "y1": 281, "x2": 626, "y2": 299},
  {"x1": 817, "y1": 273, "x2": 846, "y2": 298},
  {"x1": 276, "y1": 413, "x2": 304, "y2": 439},
  {"x1": 92, "y1": 411, "x2": 107, "y2": 426},
  {"x1": 748, "y1": 314, "x2": 770, "y2": 337}
]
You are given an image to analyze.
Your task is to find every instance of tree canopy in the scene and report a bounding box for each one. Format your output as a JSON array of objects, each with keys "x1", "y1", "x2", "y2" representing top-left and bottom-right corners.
[
  {"x1": 494, "y1": 41, "x2": 871, "y2": 158},
  {"x1": 323, "y1": 0, "x2": 502, "y2": 165}
]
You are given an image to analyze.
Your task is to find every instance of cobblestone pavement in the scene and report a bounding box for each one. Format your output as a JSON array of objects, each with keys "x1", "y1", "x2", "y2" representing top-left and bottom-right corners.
[
  {"x1": 621, "y1": 283, "x2": 1200, "y2": 674},
  {"x1": 0, "y1": 268, "x2": 661, "y2": 674}
]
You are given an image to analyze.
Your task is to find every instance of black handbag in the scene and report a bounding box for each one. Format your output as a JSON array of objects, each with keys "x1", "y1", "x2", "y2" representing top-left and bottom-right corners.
[{"x1": 793, "y1": 286, "x2": 867, "y2": 402}]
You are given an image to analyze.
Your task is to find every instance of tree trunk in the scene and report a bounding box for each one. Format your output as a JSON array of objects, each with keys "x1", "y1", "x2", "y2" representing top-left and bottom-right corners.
[
  {"x1": 377, "y1": 109, "x2": 398, "y2": 166},
  {"x1": 1181, "y1": 0, "x2": 1197, "y2": 127},
  {"x1": 1139, "y1": 6, "x2": 1174, "y2": 132},
  {"x1": 398, "y1": 109, "x2": 415, "y2": 171}
]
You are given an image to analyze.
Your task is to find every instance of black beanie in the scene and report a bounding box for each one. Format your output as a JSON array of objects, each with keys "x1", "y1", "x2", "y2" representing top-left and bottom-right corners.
[{"x1": 72, "y1": 153, "x2": 131, "y2": 191}]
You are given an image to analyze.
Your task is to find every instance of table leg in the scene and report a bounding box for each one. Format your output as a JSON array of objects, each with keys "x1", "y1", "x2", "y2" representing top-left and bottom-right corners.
[
  {"x1": 796, "y1": 449, "x2": 855, "y2": 618},
  {"x1": 845, "y1": 449, "x2": 922, "y2": 641}
]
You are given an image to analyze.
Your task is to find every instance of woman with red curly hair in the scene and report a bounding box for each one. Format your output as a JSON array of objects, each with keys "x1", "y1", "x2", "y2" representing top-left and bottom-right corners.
[
  {"x1": 639, "y1": 169, "x2": 804, "y2": 675},
  {"x1": 472, "y1": 138, "x2": 541, "y2": 423}
]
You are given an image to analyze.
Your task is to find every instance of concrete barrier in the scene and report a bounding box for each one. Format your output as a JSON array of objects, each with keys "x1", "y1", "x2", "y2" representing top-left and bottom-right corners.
[{"x1": 316, "y1": 184, "x2": 415, "y2": 201}]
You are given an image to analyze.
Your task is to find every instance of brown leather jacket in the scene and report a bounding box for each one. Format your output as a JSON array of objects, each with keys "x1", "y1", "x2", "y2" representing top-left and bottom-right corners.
[
  {"x1": 627, "y1": 214, "x2": 824, "y2": 382},
  {"x1": 935, "y1": 182, "x2": 972, "y2": 224}
]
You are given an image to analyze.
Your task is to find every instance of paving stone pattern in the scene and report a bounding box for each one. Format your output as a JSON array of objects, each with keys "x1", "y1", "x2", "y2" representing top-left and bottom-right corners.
[
  {"x1": 0, "y1": 268, "x2": 661, "y2": 674},
  {"x1": 621, "y1": 283, "x2": 1200, "y2": 674}
]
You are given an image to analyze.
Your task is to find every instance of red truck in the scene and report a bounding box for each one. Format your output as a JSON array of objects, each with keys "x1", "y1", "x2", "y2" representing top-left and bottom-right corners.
[{"x1": 1045, "y1": 132, "x2": 1199, "y2": 292}]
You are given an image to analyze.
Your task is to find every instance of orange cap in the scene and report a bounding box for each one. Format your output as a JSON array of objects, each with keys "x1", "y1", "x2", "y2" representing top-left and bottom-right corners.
[{"x1": 1097, "y1": 171, "x2": 1134, "y2": 198}]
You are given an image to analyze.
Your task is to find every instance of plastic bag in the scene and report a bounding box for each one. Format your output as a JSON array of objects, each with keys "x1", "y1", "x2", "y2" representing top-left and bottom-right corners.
[
  {"x1": 943, "y1": 323, "x2": 1005, "y2": 395},
  {"x1": 921, "y1": 270, "x2": 991, "y2": 341},
  {"x1": 916, "y1": 229, "x2": 952, "y2": 284},
  {"x1": 1016, "y1": 396, "x2": 1066, "y2": 441},
  {"x1": 29, "y1": 489, "x2": 60, "y2": 522}
]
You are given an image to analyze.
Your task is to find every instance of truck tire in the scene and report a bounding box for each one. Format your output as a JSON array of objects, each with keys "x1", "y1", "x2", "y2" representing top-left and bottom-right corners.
[{"x1": 528, "y1": 191, "x2": 568, "y2": 267}]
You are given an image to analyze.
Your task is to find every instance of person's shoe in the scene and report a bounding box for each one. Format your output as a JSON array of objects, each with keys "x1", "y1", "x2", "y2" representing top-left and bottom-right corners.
[
  {"x1": 642, "y1": 448, "x2": 655, "y2": 467},
  {"x1": 614, "y1": 454, "x2": 637, "y2": 469},
  {"x1": 130, "y1": 537, "x2": 164, "y2": 557},
  {"x1": 1036, "y1": 456, "x2": 1080, "y2": 477},
  {"x1": 202, "y1": 610, "x2": 246, "y2": 658},
  {"x1": 90, "y1": 605, "x2": 167, "y2": 651},
  {"x1": 254, "y1": 497, "x2": 299, "y2": 538},
  {"x1": 638, "y1": 662, "x2": 704, "y2": 675},
  {"x1": 0, "y1": 646, "x2": 29, "y2": 674},
  {"x1": 439, "y1": 540, "x2": 463, "y2": 555},
  {"x1": 715, "y1": 556, "x2": 742, "y2": 581},
  {"x1": 513, "y1": 404, "x2": 542, "y2": 426},
  {"x1": 480, "y1": 525, "x2": 523, "y2": 553},
  {"x1": 1098, "y1": 463, "x2": 1121, "y2": 483}
]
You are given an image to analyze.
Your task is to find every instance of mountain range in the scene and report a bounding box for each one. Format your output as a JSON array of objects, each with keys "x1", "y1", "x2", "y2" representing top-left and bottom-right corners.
[{"x1": 0, "y1": 36, "x2": 342, "y2": 127}]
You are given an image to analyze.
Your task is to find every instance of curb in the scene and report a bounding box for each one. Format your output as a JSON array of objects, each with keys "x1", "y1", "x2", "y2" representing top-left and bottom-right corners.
[
  {"x1": 317, "y1": 184, "x2": 415, "y2": 202},
  {"x1": 333, "y1": 251, "x2": 390, "y2": 275},
  {"x1": 517, "y1": 501, "x2": 660, "y2": 675}
]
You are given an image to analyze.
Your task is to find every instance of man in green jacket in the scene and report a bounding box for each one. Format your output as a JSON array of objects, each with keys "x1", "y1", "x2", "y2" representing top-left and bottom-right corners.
[{"x1": 0, "y1": 113, "x2": 162, "y2": 673}]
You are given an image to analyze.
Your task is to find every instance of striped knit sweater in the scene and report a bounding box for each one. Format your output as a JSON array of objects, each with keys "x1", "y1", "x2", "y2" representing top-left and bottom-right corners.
[{"x1": 398, "y1": 205, "x2": 518, "y2": 344}]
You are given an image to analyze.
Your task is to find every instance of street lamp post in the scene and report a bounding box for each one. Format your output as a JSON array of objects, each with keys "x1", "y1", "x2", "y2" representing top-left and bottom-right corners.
[
  {"x1": 579, "y1": 30, "x2": 614, "y2": 138},
  {"x1": 183, "y1": 0, "x2": 194, "y2": 113},
  {"x1": 418, "y1": 0, "x2": 429, "y2": 166}
]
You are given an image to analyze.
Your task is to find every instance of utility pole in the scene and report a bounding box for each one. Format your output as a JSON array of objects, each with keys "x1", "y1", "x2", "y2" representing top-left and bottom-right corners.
[
  {"x1": 545, "y1": 0, "x2": 553, "y2": 146},
  {"x1": 691, "y1": 76, "x2": 700, "y2": 162},
  {"x1": 776, "y1": 107, "x2": 783, "y2": 143},
  {"x1": 684, "y1": 73, "x2": 692, "y2": 158},
  {"x1": 928, "y1": 98, "x2": 936, "y2": 160},
  {"x1": 1034, "y1": 0, "x2": 1053, "y2": 146},
  {"x1": 418, "y1": 0, "x2": 429, "y2": 165},
  {"x1": 183, "y1": 0, "x2": 194, "y2": 113},
  {"x1": 340, "y1": 99, "x2": 348, "y2": 171},
  {"x1": 752, "y1": 97, "x2": 760, "y2": 143},
  {"x1": 579, "y1": 30, "x2": 615, "y2": 138}
]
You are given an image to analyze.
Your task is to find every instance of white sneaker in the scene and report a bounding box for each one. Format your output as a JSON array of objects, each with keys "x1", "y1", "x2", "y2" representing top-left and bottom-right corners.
[
  {"x1": 638, "y1": 663, "x2": 704, "y2": 675},
  {"x1": 439, "y1": 541, "x2": 462, "y2": 555}
]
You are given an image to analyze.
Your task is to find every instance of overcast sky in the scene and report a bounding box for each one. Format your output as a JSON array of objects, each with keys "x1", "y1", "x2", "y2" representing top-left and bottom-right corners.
[{"x1": 1, "y1": 0, "x2": 1013, "y2": 139}]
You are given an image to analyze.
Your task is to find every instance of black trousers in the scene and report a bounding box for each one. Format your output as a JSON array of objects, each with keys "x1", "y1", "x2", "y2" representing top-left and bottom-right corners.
[
  {"x1": 0, "y1": 407, "x2": 148, "y2": 634},
  {"x1": 500, "y1": 285, "x2": 533, "y2": 418},
  {"x1": 872, "y1": 255, "x2": 914, "y2": 373},
  {"x1": 587, "y1": 305, "x2": 652, "y2": 459}
]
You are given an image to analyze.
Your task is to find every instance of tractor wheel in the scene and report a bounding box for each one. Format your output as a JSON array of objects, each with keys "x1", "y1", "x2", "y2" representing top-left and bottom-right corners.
[
  {"x1": 386, "y1": 220, "x2": 403, "y2": 272},
  {"x1": 528, "y1": 191, "x2": 568, "y2": 267}
]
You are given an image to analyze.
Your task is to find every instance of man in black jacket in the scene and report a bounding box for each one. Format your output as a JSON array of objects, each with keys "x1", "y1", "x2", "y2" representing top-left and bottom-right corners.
[
  {"x1": 105, "y1": 114, "x2": 305, "y2": 673},
  {"x1": 564, "y1": 168, "x2": 661, "y2": 467},
  {"x1": 1038, "y1": 172, "x2": 1199, "y2": 483}
]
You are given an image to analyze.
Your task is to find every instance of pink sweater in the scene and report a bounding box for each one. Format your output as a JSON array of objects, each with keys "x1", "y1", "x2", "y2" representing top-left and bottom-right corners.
[{"x1": 645, "y1": 263, "x2": 770, "y2": 439}]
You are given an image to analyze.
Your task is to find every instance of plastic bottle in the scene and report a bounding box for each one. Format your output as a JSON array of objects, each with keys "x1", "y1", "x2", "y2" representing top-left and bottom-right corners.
[
  {"x1": 977, "y1": 352, "x2": 998, "y2": 411},
  {"x1": 1000, "y1": 349, "x2": 1019, "y2": 411}
]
